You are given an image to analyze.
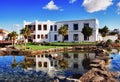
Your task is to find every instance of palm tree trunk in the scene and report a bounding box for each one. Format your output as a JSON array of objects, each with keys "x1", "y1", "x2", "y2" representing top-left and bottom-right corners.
[{"x1": 62, "y1": 36, "x2": 64, "y2": 42}]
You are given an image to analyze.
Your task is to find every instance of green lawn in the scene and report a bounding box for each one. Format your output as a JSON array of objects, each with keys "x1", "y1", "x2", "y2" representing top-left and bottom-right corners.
[
  {"x1": 17, "y1": 43, "x2": 66, "y2": 50},
  {"x1": 50, "y1": 42, "x2": 97, "y2": 46},
  {"x1": 16, "y1": 42, "x2": 97, "y2": 50}
]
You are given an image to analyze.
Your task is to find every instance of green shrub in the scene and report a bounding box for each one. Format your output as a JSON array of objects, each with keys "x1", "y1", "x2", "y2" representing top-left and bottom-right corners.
[
  {"x1": 106, "y1": 39, "x2": 112, "y2": 43},
  {"x1": 115, "y1": 39, "x2": 120, "y2": 43}
]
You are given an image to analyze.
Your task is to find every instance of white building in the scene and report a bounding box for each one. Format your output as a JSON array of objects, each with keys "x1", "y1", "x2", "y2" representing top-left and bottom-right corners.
[
  {"x1": 24, "y1": 19, "x2": 99, "y2": 42},
  {"x1": 0, "y1": 29, "x2": 9, "y2": 41}
]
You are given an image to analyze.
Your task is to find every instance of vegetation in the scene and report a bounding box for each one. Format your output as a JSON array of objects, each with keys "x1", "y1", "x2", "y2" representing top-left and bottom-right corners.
[
  {"x1": 115, "y1": 39, "x2": 120, "y2": 43},
  {"x1": 50, "y1": 42, "x2": 96, "y2": 46},
  {"x1": 82, "y1": 26, "x2": 93, "y2": 40},
  {"x1": 20, "y1": 27, "x2": 31, "y2": 48},
  {"x1": 109, "y1": 31, "x2": 118, "y2": 35},
  {"x1": 16, "y1": 42, "x2": 97, "y2": 50},
  {"x1": 59, "y1": 59, "x2": 68, "y2": 69},
  {"x1": 58, "y1": 25, "x2": 68, "y2": 42},
  {"x1": 106, "y1": 39, "x2": 112, "y2": 43},
  {"x1": 17, "y1": 43, "x2": 65, "y2": 50},
  {"x1": 8, "y1": 31, "x2": 18, "y2": 46},
  {"x1": 99, "y1": 26, "x2": 109, "y2": 37}
]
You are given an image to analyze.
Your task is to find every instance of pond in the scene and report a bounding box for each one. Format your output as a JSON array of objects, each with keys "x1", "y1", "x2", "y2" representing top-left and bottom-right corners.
[
  {"x1": 0, "y1": 52, "x2": 95, "y2": 82},
  {"x1": 109, "y1": 52, "x2": 120, "y2": 72}
]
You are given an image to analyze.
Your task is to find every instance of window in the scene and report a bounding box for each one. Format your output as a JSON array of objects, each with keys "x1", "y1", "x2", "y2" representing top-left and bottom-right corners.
[
  {"x1": 27, "y1": 25, "x2": 31, "y2": 28},
  {"x1": 64, "y1": 24, "x2": 68, "y2": 28},
  {"x1": 38, "y1": 62, "x2": 42, "y2": 67},
  {"x1": 74, "y1": 53, "x2": 78, "y2": 58},
  {"x1": 50, "y1": 25, "x2": 53, "y2": 31},
  {"x1": 44, "y1": 62, "x2": 47, "y2": 67},
  {"x1": 73, "y1": 63, "x2": 78, "y2": 69},
  {"x1": 25, "y1": 25, "x2": 28, "y2": 28},
  {"x1": 73, "y1": 24, "x2": 78, "y2": 30},
  {"x1": 54, "y1": 25, "x2": 57, "y2": 31},
  {"x1": 41, "y1": 55, "x2": 44, "y2": 58},
  {"x1": 73, "y1": 34, "x2": 78, "y2": 41},
  {"x1": 45, "y1": 34, "x2": 48, "y2": 39},
  {"x1": 33, "y1": 35, "x2": 35, "y2": 39},
  {"x1": 32, "y1": 25, "x2": 35, "y2": 31},
  {"x1": 51, "y1": 61, "x2": 53, "y2": 66},
  {"x1": 41, "y1": 34, "x2": 44, "y2": 39},
  {"x1": 54, "y1": 34, "x2": 57, "y2": 41},
  {"x1": 64, "y1": 35, "x2": 68, "y2": 41},
  {"x1": 84, "y1": 36, "x2": 89, "y2": 41},
  {"x1": 37, "y1": 34, "x2": 40, "y2": 39},
  {"x1": 84, "y1": 23, "x2": 89, "y2": 27},
  {"x1": 43, "y1": 25, "x2": 47, "y2": 30},
  {"x1": 38, "y1": 25, "x2": 41, "y2": 30}
]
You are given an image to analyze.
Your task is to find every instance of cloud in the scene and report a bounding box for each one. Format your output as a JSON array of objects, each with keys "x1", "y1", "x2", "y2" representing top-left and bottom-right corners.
[
  {"x1": 82, "y1": 0, "x2": 113, "y2": 13},
  {"x1": 117, "y1": 2, "x2": 120, "y2": 15},
  {"x1": 69, "y1": 0, "x2": 77, "y2": 3},
  {"x1": 43, "y1": 0, "x2": 59, "y2": 10}
]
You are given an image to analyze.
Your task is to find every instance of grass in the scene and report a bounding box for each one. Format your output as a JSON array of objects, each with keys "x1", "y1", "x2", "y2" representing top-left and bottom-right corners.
[
  {"x1": 17, "y1": 43, "x2": 66, "y2": 50},
  {"x1": 50, "y1": 42, "x2": 97, "y2": 46},
  {"x1": 16, "y1": 42, "x2": 97, "y2": 50}
]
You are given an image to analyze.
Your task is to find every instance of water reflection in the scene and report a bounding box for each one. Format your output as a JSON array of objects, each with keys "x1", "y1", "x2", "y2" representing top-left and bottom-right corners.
[{"x1": 0, "y1": 52, "x2": 95, "y2": 81}]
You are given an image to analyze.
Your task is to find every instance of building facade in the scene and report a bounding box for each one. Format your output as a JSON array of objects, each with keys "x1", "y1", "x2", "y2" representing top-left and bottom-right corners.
[
  {"x1": 24, "y1": 19, "x2": 99, "y2": 42},
  {"x1": 0, "y1": 29, "x2": 9, "y2": 41}
]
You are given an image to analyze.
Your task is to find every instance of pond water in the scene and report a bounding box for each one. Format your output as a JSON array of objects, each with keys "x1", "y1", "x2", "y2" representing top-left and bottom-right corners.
[
  {"x1": 0, "y1": 52, "x2": 95, "y2": 82},
  {"x1": 109, "y1": 52, "x2": 120, "y2": 81}
]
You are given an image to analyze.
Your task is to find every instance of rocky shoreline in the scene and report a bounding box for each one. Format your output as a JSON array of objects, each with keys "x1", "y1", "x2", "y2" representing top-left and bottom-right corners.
[{"x1": 79, "y1": 49, "x2": 118, "y2": 82}]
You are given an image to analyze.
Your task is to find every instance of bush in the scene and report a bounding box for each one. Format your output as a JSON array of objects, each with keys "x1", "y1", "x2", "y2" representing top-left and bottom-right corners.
[
  {"x1": 115, "y1": 39, "x2": 120, "y2": 43},
  {"x1": 106, "y1": 39, "x2": 112, "y2": 43}
]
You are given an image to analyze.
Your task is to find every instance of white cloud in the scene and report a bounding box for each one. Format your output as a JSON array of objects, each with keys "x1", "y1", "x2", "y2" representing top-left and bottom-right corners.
[
  {"x1": 43, "y1": 0, "x2": 59, "y2": 10},
  {"x1": 117, "y1": 2, "x2": 120, "y2": 15},
  {"x1": 69, "y1": 0, "x2": 77, "y2": 3},
  {"x1": 82, "y1": 0, "x2": 113, "y2": 13}
]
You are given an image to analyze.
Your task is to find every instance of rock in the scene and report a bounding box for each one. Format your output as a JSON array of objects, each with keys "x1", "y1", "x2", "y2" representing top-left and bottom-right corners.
[{"x1": 90, "y1": 75, "x2": 104, "y2": 81}]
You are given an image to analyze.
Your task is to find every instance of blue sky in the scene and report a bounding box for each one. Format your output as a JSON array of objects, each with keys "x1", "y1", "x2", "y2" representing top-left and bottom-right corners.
[{"x1": 0, "y1": 0, "x2": 120, "y2": 32}]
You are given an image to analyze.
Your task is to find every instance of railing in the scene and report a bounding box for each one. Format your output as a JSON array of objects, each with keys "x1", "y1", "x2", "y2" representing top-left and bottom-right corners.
[{"x1": 0, "y1": 40, "x2": 12, "y2": 43}]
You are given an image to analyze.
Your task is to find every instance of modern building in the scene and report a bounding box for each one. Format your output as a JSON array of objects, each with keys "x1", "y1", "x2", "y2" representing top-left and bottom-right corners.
[
  {"x1": 24, "y1": 19, "x2": 99, "y2": 42},
  {"x1": 0, "y1": 29, "x2": 9, "y2": 41}
]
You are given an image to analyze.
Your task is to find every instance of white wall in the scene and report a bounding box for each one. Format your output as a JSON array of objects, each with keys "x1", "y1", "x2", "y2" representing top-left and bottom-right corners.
[
  {"x1": 101, "y1": 35, "x2": 118, "y2": 41},
  {"x1": 0, "y1": 36, "x2": 3, "y2": 40},
  {"x1": 24, "y1": 19, "x2": 99, "y2": 42}
]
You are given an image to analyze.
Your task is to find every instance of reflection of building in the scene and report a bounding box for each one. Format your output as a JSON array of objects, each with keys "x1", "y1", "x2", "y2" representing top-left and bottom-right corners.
[
  {"x1": 59, "y1": 52, "x2": 95, "y2": 73},
  {"x1": 24, "y1": 19, "x2": 99, "y2": 42},
  {"x1": 0, "y1": 29, "x2": 9, "y2": 40},
  {"x1": 24, "y1": 52, "x2": 95, "y2": 78},
  {"x1": 25, "y1": 54, "x2": 59, "y2": 78}
]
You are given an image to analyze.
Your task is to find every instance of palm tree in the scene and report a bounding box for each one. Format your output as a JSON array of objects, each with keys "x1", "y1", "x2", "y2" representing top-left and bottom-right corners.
[
  {"x1": 20, "y1": 27, "x2": 31, "y2": 48},
  {"x1": 82, "y1": 26, "x2": 93, "y2": 41},
  {"x1": 58, "y1": 25, "x2": 68, "y2": 42},
  {"x1": 59, "y1": 59, "x2": 68, "y2": 69},
  {"x1": 11, "y1": 56, "x2": 18, "y2": 68},
  {"x1": 8, "y1": 31, "x2": 18, "y2": 46}
]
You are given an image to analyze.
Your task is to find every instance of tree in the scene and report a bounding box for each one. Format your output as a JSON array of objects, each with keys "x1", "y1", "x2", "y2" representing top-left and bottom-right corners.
[
  {"x1": 58, "y1": 25, "x2": 68, "y2": 42},
  {"x1": 8, "y1": 31, "x2": 18, "y2": 46},
  {"x1": 20, "y1": 27, "x2": 31, "y2": 47},
  {"x1": 59, "y1": 59, "x2": 68, "y2": 69},
  {"x1": 82, "y1": 26, "x2": 93, "y2": 41},
  {"x1": 99, "y1": 26, "x2": 109, "y2": 37},
  {"x1": 11, "y1": 56, "x2": 18, "y2": 68}
]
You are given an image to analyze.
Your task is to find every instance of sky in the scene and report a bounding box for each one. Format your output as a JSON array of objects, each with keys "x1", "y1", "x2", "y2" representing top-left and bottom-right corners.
[{"x1": 0, "y1": 0, "x2": 120, "y2": 33}]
